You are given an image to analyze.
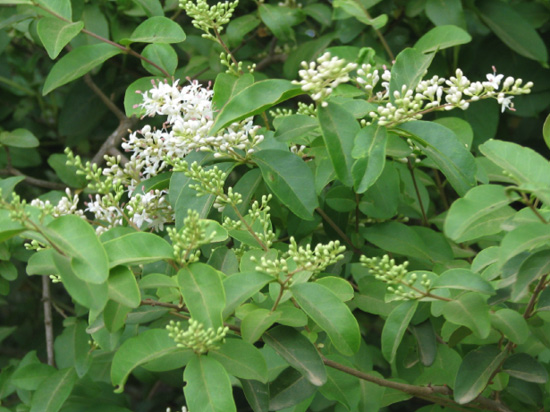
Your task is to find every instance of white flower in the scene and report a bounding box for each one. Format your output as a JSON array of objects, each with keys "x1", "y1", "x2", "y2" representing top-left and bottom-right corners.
[{"x1": 497, "y1": 94, "x2": 514, "y2": 112}]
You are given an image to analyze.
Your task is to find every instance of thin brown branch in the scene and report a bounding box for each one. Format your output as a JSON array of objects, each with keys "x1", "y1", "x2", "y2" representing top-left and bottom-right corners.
[
  {"x1": 524, "y1": 275, "x2": 548, "y2": 319},
  {"x1": 91, "y1": 116, "x2": 138, "y2": 165},
  {"x1": 83, "y1": 74, "x2": 126, "y2": 121},
  {"x1": 315, "y1": 207, "x2": 361, "y2": 254},
  {"x1": 407, "y1": 158, "x2": 428, "y2": 226},
  {"x1": 1, "y1": 167, "x2": 67, "y2": 190},
  {"x1": 42, "y1": 276, "x2": 55, "y2": 367}
]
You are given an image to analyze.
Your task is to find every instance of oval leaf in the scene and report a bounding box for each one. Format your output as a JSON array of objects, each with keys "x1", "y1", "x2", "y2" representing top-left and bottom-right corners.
[
  {"x1": 381, "y1": 300, "x2": 418, "y2": 364},
  {"x1": 29, "y1": 367, "x2": 77, "y2": 412},
  {"x1": 241, "y1": 308, "x2": 281, "y2": 344},
  {"x1": 108, "y1": 266, "x2": 141, "y2": 308},
  {"x1": 103, "y1": 231, "x2": 174, "y2": 268},
  {"x1": 502, "y1": 353, "x2": 549, "y2": 383},
  {"x1": 0, "y1": 128, "x2": 39, "y2": 148},
  {"x1": 222, "y1": 271, "x2": 273, "y2": 319},
  {"x1": 121, "y1": 16, "x2": 186, "y2": 45},
  {"x1": 37, "y1": 18, "x2": 84, "y2": 59},
  {"x1": 414, "y1": 25, "x2": 471, "y2": 53},
  {"x1": 209, "y1": 339, "x2": 268, "y2": 383}
]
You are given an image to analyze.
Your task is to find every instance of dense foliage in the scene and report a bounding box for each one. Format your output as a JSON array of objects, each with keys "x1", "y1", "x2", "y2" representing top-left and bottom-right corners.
[{"x1": 1, "y1": 0, "x2": 550, "y2": 411}]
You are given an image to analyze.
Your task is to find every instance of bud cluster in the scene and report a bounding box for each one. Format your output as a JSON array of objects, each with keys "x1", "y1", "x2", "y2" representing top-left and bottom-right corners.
[
  {"x1": 360, "y1": 254, "x2": 409, "y2": 284},
  {"x1": 167, "y1": 210, "x2": 214, "y2": 265},
  {"x1": 166, "y1": 319, "x2": 229, "y2": 354},
  {"x1": 288, "y1": 237, "x2": 346, "y2": 275},
  {"x1": 180, "y1": 0, "x2": 238, "y2": 40},
  {"x1": 30, "y1": 188, "x2": 85, "y2": 220}
]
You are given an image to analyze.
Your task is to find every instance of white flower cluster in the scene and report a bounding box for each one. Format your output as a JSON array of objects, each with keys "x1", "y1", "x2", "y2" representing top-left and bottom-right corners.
[
  {"x1": 30, "y1": 188, "x2": 85, "y2": 219},
  {"x1": 368, "y1": 68, "x2": 533, "y2": 126},
  {"x1": 293, "y1": 52, "x2": 358, "y2": 106},
  {"x1": 126, "y1": 189, "x2": 172, "y2": 231},
  {"x1": 84, "y1": 193, "x2": 124, "y2": 235},
  {"x1": 166, "y1": 407, "x2": 187, "y2": 412}
]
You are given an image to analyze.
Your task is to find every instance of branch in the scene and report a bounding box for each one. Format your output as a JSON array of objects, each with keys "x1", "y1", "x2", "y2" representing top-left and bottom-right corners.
[
  {"x1": 83, "y1": 74, "x2": 126, "y2": 122},
  {"x1": 42, "y1": 276, "x2": 56, "y2": 367},
  {"x1": 315, "y1": 207, "x2": 361, "y2": 254},
  {"x1": 0, "y1": 167, "x2": 67, "y2": 190},
  {"x1": 91, "y1": 116, "x2": 138, "y2": 165}
]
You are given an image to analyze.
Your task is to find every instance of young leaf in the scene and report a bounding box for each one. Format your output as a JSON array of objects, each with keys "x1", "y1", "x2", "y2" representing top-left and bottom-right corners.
[
  {"x1": 209, "y1": 80, "x2": 303, "y2": 134},
  {"x1": 141, "y1": 43, "x2": 177, "y2": 76},
  {"x1": 252, "y1": 150, "x2": 318, "y2": 220},
  {"x1": 107, "y1": 266, "x2": 141, "y2": 308},
  {"x1": 241, "y1": 308, "x2": 281, "y2": 343},
  {"x1": 37, "y1": 18, "x2": 84, "y2": 59},
  {"x1": 222, "y1": 271, "x2": 273, "y2": 319},
  {"x1": 264, "y1": 326, "x2": 327, "y2": 386},
  {"x1": 43, "y1": 44, "x2": 122, "y2": 95},
  {"x1": 318, "y1": 102, "x2": 359, "y2": 187},
  {"x1": 381, "y1": 300, "x2": 418, "y2": 364},
  {"x1": 29, "y1": 367, "x2": 77, "y2": 412},
  {"x1": 454, "y1": 346, "x2": 507, "y2": 404},
  {"x1": 111, "y1": 329, "x2": 177, "y2": 392},
  {"x1": 389, "y1": 48, "x2": 434, "y2": 99},
  {"x1": 120, "y1": 16, "x2": 186, "y2": 45},
  {"x1": 398, "y1": 121, "x2": 476, "y2": 196},
  {"x1": 184, "y1": 355, "x2": 237, "y2": 412},
  {"x1": 333, "y1": 0, "x2": 387, "y2": 28},
  {"x1": 291, "y1": 282, "x2": 360, "y2": 356},
  {"x1": 103, "y1": 232, "x2": 173, "y2": 268},
  {"x1": 414, "y1": 25, "x2": 471, "y2": 53},
  {"x1": 45, "y1": 215, "x2": 109, "y2": 284},
  {"x1": 209, "y1": 339, "x2": 268, "y2": 383},
  {"x1": 502, "y1": 353, "x2": 549, "y2": 383},
  {"x1": 441, "y1": 293, "x2": 491, "y2": 338},
  {"x1": 178, "y1": 262, "x2": 225, "y2": 330},
  {"x1": 351, "y1": 124, "x2": 387, "y2": 193}
]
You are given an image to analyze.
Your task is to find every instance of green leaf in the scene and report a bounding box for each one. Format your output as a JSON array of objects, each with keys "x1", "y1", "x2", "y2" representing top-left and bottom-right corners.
[
  {"x1": 222, "y1": 271, "x2": 273, "y2": 319},
  {"x1": 11, "y1": 363, "x2": 55, "y2": 391},
  {"x1": 333, "y1": 0, "x2": 387, "y2": 28},
  {"x1": 177, "y1": 262, "x2": 225, "y2": 330},
  {"x1": 432, "y1": 269, "x2": 495, "y2": 295},
  {"x1": 318, "y1": 355, "x2": 360, "y2": 410},
  {"x1": 512, "y1": 249, "x2": 550, "y2": 301},
  {"x1": 315, "y1": 277, "x2": 354, "y2": 302},
  {"x1": 241, "y1": 308, "x2": 281, "y2": 344},
  {"x1": 490, "y1": 309, "x2": 529, "y2": 345},
  {"x1": 258, "y1": 4, "x2": 305, "y2": 41},
  {"x1": 381, "y1": 300, "x2": 418, "y2": 364},
  {"x1": 537, "y1": 286, "x2": 550, "y2": 312},
  {"x1": 425, "y1": 0, "x2": 466, "y2": 28},
  {"x1": 390, "y1": 48, "x2": 434, "y2": 99},
  {"x1": 269, "y1": 368, "x2": 316, "y2": 411},
  {"x1": 133, "y1": 0, "x2": 164, "y2": 17},
  {"x1": 442, "y1": 293, "x2": 491, "y2": 338},
  {"x1": 543, "y1": 113, "x2": 550, "y2": 151},
  {"x1": 500, "y1": 223, "x2": 550, "y2": 267},
  {"x1": 502, "y1": 353, "x2": 548, "y2": 383},
  {"x1": 291, "y1": 282, "x2": 360, "y2": 356},
  {"x1": 318, "y1": 102, "x2": 359, "y2": 187},
  {"x1": 210, "y1": 339, "x2": 268, "y2": 383},
  {"x1": 398, "y1": 120, "x2": 476, "y2": 196},
  {"x1": 274, "y1": 115, "x2": 319, "y2": 143},
  {"x1": 226, "y1": 14, "x2": 261, "y2": 48},
  {"x1": 479, "y1": 0, "x2": 547, "y2": 62},
  {"x1": 0, "y1": 128, "x2": 39, "y2": 148},
  {"x1": 43, "y1": 43, "x2": 122, "y2": 95},
  {"x1": 46, "y1": 215, "x2": 109, "y2": 284},
  {"x1": 241, "y1": 379, "x2": 269, "y2": 412},
  {"x1": 54, "y1": 319, "x2": 92, "y2": 377},
  {"x1": 29, "y1": 368, "x2": 77, "y2": 412},
  {"x1": 124, "y1": 76, "x2": 160, "y2": 117},
  {"x1": 444, "y1": 184, "x2": 516, "y2": 242},
  {"x1": 107, "y1": 266, "x2": 140, "y2": 308},
  {"x1": 0, "y1": 176, "x2": 25, "y2": 201},
  {"x1": 351, "y1": 124, "x2": 387, "y2": 193},
  {"x1": 454, "y1": 346, "x2": 506, "y2": 404},
  {"x1": 264, "y1": 326, "x2": 327, "y2": 386},
  {"x1": 139, "y1": 273, "x2": 178, "y2": 289},
  {"x1": 212, "y1": 73, "x2": 254, "y2": 112},
  {"x1": 37, "y1": 18, "x2": 84, "y2": 59},
  {"x1": 47, "y1": 154, "x2": 87, "y2": 188},
  {"x1": 36, "y1": 0, "x2": 72, "y2": 20},
  {"x1": 184, "y1": 355, "x2": 237, "y2": 412},
  {"x1": 410, "y1": 321, "x2": 437, "y2": 367},
  {"x1": 252, "y1": 150, "x2": 318, "y2": 220},
  {"x1": 209, "y1": 80, "x2": 303, "y2": 134},
  {"x1": 480, "y1": 139, "x2": 550, "y2": 204},
  {"x1": 103, "y1": 300, "x2": 131, "y2": 333},
  {"x1": 103, "y1": 232, "x2": 173, "y2": 268},
  {"x1": 141, "y1": 43, "x2": 177, "y2": 76},
  {"x1": 414, "y1": 25, "x2": 471, "y2": 53},
  {"x1": 52, "y1": 253, "x2": 108, "y2": 311},
  {"x1": 111, "y1": 329, "x2": 177, "y2": 392},
  {"x1": 121, "y1": 16, "x2": 186, "y2": 45}
]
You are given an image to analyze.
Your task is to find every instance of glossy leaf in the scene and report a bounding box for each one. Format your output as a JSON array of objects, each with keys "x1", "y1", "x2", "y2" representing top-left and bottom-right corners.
[
  {"x1": 490, "y1": 309, "x2": 529, "y2": 345},
  {"x1": 43, "y1": 44, "x2": 122, "y2": 95},
  {"x1": 212, "y1": 73, "x2": 254, "y2": 111},
  {"x1": 121, "y1": 16, "x2": 186, "y2": 45},
  {"x1": 444, "y1": 184, "x2": 516, "y2": 242},
  {"x1": 0, "y1": 128, "x2": 39, "y2": 148},
  {"x1": 502, "y1": 353, "x2": 548, "y2": 383},
  {"x1": 184, "y1": 355, "x2": 236, "y2": 412},
  {"x1": 222, "y1": 271, "x2": 273, "y2": 319},
  {"x1": 103, "y1": 300, "x2": 131, "y2": 333},
  {"x1": 241, "y1": 379, "x2": 269, "y2": 412},
  {"x1": 103, "y1": 232, "x2": 173, "y2": 268},
  {"x1": 241, "y1": 308, "x2": 281, "y2": 344},
  {"x1": 454, "y1": 346, "x2": 506, "y2": 404},
  {"x1": 274, "y1": 114, "x2": 319, "y2": 143},
  {"x1": 318, "y1": 102, "x2": 358, "y2": 186},
  {"x1": 123, "y1": 76, "x2": 159, "y2": 117},
  {"x1": 269, "y1": 368, "x2": 316, "y2": 411},
  {"x1": 36, "y1": 0, "x2": 71, "y2": 20},
  {"x1": 107, "y1": 266, "x2": 141, "y2": 308},
  {"x1": 390, "y1": 48, "x2": 434, "y2": 99},
  {"x1": 252, "y1": 150, "x2": 318, "y2": 220},
  {"x1": 425, "y1": 0, "x2": 465, "y2": 28},
  {"x1": 178, "y1": 263, "x2": 225, "y2": 330},
  {"x1": 479, "y1": 0, "x2": 547, "y2": 62},
  {"x1": 432, "y1": 269, "x2": 495, "y2": 295},
  {"x1": 351, "y1": 124, "x2": 387, "y2": 193},
  {"x1": 499, "y1": 223, "x2": 550, "y2": 267},
  {"x1": 29, "y1": 367, "x2": 77, "y2": 412},
  {"x1": 414, "y1": 25, "x2": 471, "y2": 53},
  {"x1": 381, "y1": 300, "x2": 418, "y2": 364},
  {"x1": 37, "y1": 18, "x2": 84, "y2": 59},
  {"x1": 264, "y1": 326, "x2": 327, "y2": 386},
  {"x1": 363, "y1": 221, "x2": 432, "y2": 261},
  {"x1": 399, "y1": 121, "x2": 476, "y2": 196},
  {"x1": 315, "y1": 276, "x2": 354, "y2": 302},
  {"x1": 442, "y1": 293, "x2": 491, "y2": 338},
  {"x1": 141, "y1": 43, "x2": 177, "y2": 76},
  {"x1": 209, "y1": 339, "x2": 268, "y2": 383},
  {"x1": 512, "y1": 249, "x2": 550, "y2": 301},
  {"x1": 111, "y1": 329, "x2": 177, "y2": 392},
  {"x1": 210, "y1": 80, "x2": 302, "y2": 134},
  {"x1": 333, "y1": 0, "x2": 387, "y2": 28},
  {"x1": 291, "y1": 282, "x2": 360, "y2": 356}
]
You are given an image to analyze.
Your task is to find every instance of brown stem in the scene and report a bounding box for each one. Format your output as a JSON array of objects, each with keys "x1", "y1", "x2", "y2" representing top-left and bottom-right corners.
[
  {"x1": 213, "y1": 27, "x2": 241, "y2": 72},
  {"x1": 357, "y1": 2, "x2": 394, "y2": 61},
  {"x1": 91, "y1": 117, "x2": 138, "y2": 165},
  {"x1": 42, "y1": 276, "x2": 56, "y2": 367},
  {"x1": 83, "y1": 74, "x2": 126, "y2": 122},
  {"x1": 521, "y1": 192, "x2": 548, "y2": 224},
  {"x1": 315, "y1": 207, "x2": 361, "y2": 254},
  {"x1": 0, "y1": 167, "x2": 67, "y2": 190},
  {"x1": 433, "y1": 168, "x2": 449, "y2": 210},
  {"x1": 524, "y1": 275, "x2": 548, "y2": 319},
  {"x1": 407, "y1": 158, "x2": 428, "y2": 226}
]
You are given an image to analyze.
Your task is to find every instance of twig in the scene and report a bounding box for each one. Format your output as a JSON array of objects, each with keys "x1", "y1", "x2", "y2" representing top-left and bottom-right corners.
[
  {"x1": 83, "y1": 74, "x2": 126, "y2": 122},
  {"x1": 42, "y1": 276, "x2": 55, "y2": 367},
  {"x1": 315, "y1": 207, "x2": 361, "y2": 254},
  {"x1": 524, "y1": 275, "x2": 548, "y2": 319},
  {"x1": 91, "y1": 116, "x2": 138, "y2": 165},
  {"x1": 0, "y1": 167, "x2": 66, "y2": 190},
  {"x1": 407, "y1": 158, "x2": 428, "y2": 226}
]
